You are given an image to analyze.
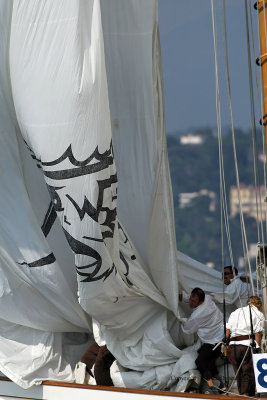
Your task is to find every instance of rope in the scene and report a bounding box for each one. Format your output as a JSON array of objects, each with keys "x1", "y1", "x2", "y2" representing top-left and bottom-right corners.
[
  {"x1": 210, "y1": 10, "x2": 255, "y2": 393},
  {"x1": 246, "y1": 1, "x2": 265, "y2": 243},
  {"x1": 212, "y1": 0, "x2": 264, "y2": 350},
  {"x1": 217, "y1": 0, "x2": 255, "y2": 302},
  {"x1": 255, "y1": 0, "x2": 267, "y2": 256},
  {"x1": 226, "y1": 345, "x2": 250, "y2": 394},
  {"x1": 262, "y1": 0, "x2": 267, "y2": 246},
  {"x1": 203, "y1": 344, "x2": 255, "y2": 398},
  {"x1": 252, "y1": 0, "x2": 267, "y2": 293},
  {"x1": 252, "y1": 0, "x2": 267, "y2": 258},
  {"x1": 249, "y1": 304, "x2": 257, "y2": 349},
  {"x1": 253, "y1": 0, "x2": 267, "y2": 347},
  {"x1": 211, "y1": 0, "x2": 236, "y2": 273},
  {"x1": 211, "y1": 0, "x2": 246, "y2": 323}
]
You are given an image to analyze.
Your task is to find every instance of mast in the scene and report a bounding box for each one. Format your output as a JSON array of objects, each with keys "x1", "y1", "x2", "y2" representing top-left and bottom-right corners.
[
  {"x1": 257, "y1": 0, "x2": 267, "y2": 142},
  {"x1": 256, "y1": 0, "x2": 267, "y2": 350}
]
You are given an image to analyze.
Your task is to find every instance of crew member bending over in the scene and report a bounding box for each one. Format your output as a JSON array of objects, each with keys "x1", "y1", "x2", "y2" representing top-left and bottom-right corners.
[{"x1": 180, "y1": 288, "x2": 224, "y2": 394}]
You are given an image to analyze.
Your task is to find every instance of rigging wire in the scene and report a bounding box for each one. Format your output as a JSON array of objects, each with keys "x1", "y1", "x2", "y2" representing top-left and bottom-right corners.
[
  {"x1": 219, "y1": 0, "x2": 267, "y2": 352},
  {"x1": 210, "y1": 6, "x2": 252, "y2": 357},
  {"x1": 253, "y1": 8, "x2": 267, "y2": 281},
  {"x1": 258, "y1": 0, "x2": 267, "y2": 295},
  {"x1": 245, "y1": 1, "x2": 263, "y2": 242},
  {"x1": 262, "y1": 0, "x2": 267, "y2": 246},
  {"x1": 254, "y1": 0, "x2": 267, "y2": 301},
  {"x1": 211, "y1": 2, "x2": 254, "y2": 388},
  {"x1": 245, "y1": 0, "x2": 267, "y2": 308},
  {"x1": 211, "y1": 0, "x2": 234, "y2": 269},
  {"x1": 212, "y1": 9, "x2": 260, "y2": 392},
  {"x1": 221, "y1": 0, "x2": 255, "y2": 295},
  {"x1": 213, "y1": 0, "x2": 255, "y2": 298},
  {"x1": 249, "y1": 0, "x2": 267, "y2": 260},
  {"x1": 219, "y1": 1, "x2": 258, "y2": 376},
  {"x1": 209, "y1": 0, "x2": 264, "y2": 392},
  {"x1": 225, "y1": 346, "x2": 250, "y2": 394}
]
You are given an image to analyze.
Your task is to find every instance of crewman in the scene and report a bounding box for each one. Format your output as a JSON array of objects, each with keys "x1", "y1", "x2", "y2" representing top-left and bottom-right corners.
[
  {"x1": 225, "y1": 296, "x2": 264, "y2": 397},
  {"x1": 179, "y1": 288, "x2": 224, "y2": 394},
  {"x1": 210, "y1": 265, "x2": 250, "y2": 316}
]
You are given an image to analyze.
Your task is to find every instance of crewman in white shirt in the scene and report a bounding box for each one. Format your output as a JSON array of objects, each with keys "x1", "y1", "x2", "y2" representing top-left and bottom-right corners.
[
  {"x1": 180, "y1": 288, "x2": 224, "y2": 394},
  {"x1": 226, "y1": 296, "x2": 264, "y2": 397},
  {"x1": 210, "y1": 265, "x2": 250, "y2": 316}
]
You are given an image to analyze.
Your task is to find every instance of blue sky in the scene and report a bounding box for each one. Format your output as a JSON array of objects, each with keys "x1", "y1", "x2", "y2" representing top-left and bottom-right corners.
[{"x1": 158, "y1": 0, "x2": 259, "y2": 134}]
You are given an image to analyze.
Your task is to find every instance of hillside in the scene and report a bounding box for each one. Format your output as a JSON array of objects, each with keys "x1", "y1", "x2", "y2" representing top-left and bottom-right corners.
[{"x1": 167, "y1": 128, "x2": 262, "y2": 271}]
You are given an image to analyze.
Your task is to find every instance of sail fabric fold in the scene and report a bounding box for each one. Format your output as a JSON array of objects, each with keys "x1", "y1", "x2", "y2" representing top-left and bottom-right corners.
[
  {"x1": 0, "y1": 0, "x2": 221, "y2": 390},
  {"x1": 0, "y1": 0, "x2": 92, "y2": 387},
  {"x1": 100, "y1": 0, "x2": 181, "y2": 313}
]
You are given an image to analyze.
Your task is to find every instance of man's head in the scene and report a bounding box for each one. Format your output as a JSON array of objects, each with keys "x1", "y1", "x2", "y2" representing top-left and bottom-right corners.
[
  {"x1": 223, "y1": 265, "x2": 238, "y2": 285},
  {"x1": 189, "y1": 287, "x2": 205, "y2": 308},
  {"x1": 248, "y1": 296, "x2": 263, "y2": 311}
]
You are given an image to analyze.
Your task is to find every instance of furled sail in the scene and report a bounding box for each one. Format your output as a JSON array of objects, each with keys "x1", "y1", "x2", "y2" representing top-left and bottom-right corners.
[{"x1": 0, "y1": 0, "x2": 221, "y2": 390}]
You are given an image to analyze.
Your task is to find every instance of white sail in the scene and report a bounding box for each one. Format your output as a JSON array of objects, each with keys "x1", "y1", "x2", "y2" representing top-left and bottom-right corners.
[{"x1": 0, "y1": 0, "x2": 221, "y2": 390}]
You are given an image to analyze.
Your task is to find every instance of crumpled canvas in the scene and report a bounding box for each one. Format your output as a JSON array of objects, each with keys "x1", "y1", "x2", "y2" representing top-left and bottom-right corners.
[{"x1": 0, "y1": 0, "x2": 223, "y2": 389}]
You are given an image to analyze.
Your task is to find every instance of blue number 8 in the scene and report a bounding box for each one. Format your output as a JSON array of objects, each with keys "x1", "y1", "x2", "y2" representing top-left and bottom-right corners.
[{"x1": 257, "y1": 359, "x2": 267, "y2": 388}]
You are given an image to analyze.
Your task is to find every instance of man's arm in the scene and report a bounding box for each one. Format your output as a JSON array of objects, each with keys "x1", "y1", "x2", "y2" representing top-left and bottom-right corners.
[
  {"x1": 255, "y1": 332, "x2": 262, "y2": 347},
  {"x1": 181, "y1": 310, "x2": 209, "y2": 335},
  {"x1": 221, "y1": 328, "x2": 231, "y2": 356},
  {"x1": 181, "y1": 315, "x2": 198, "y2": 334}
]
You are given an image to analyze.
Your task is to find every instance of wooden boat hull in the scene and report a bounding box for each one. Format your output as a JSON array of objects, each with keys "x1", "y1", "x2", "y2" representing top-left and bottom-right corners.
[{"x1": 0, "y1": 378, "x2": 250, "y2": 400}]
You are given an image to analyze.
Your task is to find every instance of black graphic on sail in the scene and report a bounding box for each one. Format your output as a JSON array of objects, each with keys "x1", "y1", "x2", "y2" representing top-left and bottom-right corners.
[
  {"x1": 41, "y1": 202, "x2": 58, "y2": 237},
  {"x1": 41, "y1": 145, "x2": 114, "y2": 180},
  {"x1": 24, "y1": 141, "x2": 130, "y2": 283},
  {"x1": 18, "y1": 253, "x2": 56, "y2": 268},
  {"x1": 38, "y1": 142, "x2": 121, "y2": 282},
  {"x1": 64, "y1": 228, "x2": 116, "y2": 282},
  {"x1": 67, "y1": 174, "x2": 117, "y2": 240}
]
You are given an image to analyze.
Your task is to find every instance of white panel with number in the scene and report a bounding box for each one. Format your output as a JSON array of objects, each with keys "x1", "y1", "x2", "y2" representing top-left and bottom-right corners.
[{"x1": 253, "y1": 353, "x2": 267, "y2": 393}]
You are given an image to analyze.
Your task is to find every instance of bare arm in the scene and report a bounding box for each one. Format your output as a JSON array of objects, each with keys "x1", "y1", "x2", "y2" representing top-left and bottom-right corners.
[{"x1": 255, "y1": 332, "x2": 262, "y2": 347}]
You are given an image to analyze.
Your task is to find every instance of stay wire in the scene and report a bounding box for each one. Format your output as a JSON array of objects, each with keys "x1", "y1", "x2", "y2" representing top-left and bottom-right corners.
[
  {"x1": 226, "y1": 0, "x2": 256, "y2": 294},
  {"x1": 218, "y1": 0, "x2": 256, "y2": 351},
  {"x1": 262, "y1": 0, "x2": 267, "y2": 243},
  {"x1": 211, "y1": 0, "x2": 251, "y2": 328},
  {"x1": 225, "y1": 345, "x2": 250, "y2": 395},
  {"x1": 217, "y1": 0, "x2": 235, "y2": 265},
  {"x1": 211, "y1": 0, "x2": 235, "y2": 273},
  {"x1": 219, "y1": 0, "x2": 255, "y2": 297},
  {"x1": 250, "y1": 0, "x2": 267, "y2": 259},
  {"x1": 255, "y1": 0, "x2": 267, "y2": 297},
  {"x1": 246, "y1": 0, "x2": 267, "y2": 299},
  {"x1": 220, "y1": 0, "x2": 247, "y2": 275},
  {"x1": 250, "y1": 0, "x2": 267, "y2": 263},
  {"x1": 246, "y1": 1, "x2": 264, "y2": 242}
]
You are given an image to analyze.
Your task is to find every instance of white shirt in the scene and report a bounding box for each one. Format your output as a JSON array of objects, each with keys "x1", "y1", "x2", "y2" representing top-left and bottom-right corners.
[
  {"x1": 211, "y1": 277, "x2": 250, "y2": 311},
  {"x1": 226, "y1": 305, "x2": 264, "y2": 347},
  {"x1": 92, "y1": 318, "x2": 106, "y2": 346},
  {"x1": 181, "y1": 293, "x2": 224, "y2": 345}
]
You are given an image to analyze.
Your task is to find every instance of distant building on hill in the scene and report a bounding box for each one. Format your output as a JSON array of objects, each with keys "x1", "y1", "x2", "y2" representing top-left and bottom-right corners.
[
  {"x1": 258, "y1": 152, "x2": 266, "y2": 163},
  {"x1": 179, "y1": 189, "x2": 216, "y2": 211},
  {"x1": 206, "y1": 262, "x2": 215, "y2": 268},
  {"x1": 230, "y1": 184, "x2": 267, "y2": 220},
  {"x1": 180, "y1": 133, "x2": 204, "y2": 145}
]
